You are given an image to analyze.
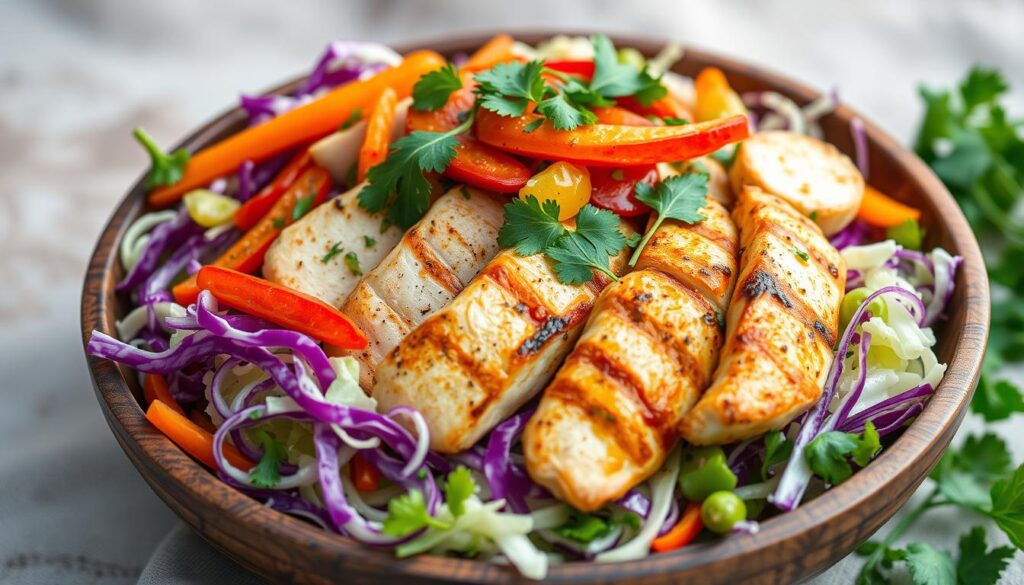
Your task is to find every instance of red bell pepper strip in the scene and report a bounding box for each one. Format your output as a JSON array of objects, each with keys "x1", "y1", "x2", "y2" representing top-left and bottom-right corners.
[
  {"x1": 147, "y1": 400, "x2": 254, "y2": 471},
  {"x1": 234, "y1": 150, "x2": 312, "y2": 230},
  {"x1": 350, "y1": 453, "x2": 381, "y2": 492},
  {"x1": 148, "y1": 51, "x2": 446, "y2": 207},
  {"x1": 544, "y1": 59, "x2": 596, "y2": 77},
  {"x1": 475, "y1": 108, "x2": 750, "y2": 167},
  {"x1": 588, "y1": 165, "x2": 659, "y2": 216},
  {"x1": 173, "y1": 165, "x2": 331, "y2": 306},
  {"x1": 651, "y1": 501, "x2": 703, "y2": 552},
  {"x1": 196, "y1": 266, "x2": 368, "y2": 350},
  {"x1": 406, "y1": 86, "x2": 531, "y2": 193}
]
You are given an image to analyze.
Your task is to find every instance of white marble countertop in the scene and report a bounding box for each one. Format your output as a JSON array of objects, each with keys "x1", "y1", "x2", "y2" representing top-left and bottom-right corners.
[{"x1": 1, "y1": 0, "x2": 1021, "y2": 583}]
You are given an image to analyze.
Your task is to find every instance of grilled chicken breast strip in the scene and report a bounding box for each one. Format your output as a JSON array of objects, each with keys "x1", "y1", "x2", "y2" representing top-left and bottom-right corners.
[
  {"x1": 373, "y1": 222, "x2": 634, "y2": 453},
  {"x1": 333, "y1": 187, "x2": 506, "y2": 389},
  {"x1": 524, "y1": 200, "x2": 739, "y2": 511},
  {"x1": 680, "y1": 186, "x2": 846, "y2": 445}
]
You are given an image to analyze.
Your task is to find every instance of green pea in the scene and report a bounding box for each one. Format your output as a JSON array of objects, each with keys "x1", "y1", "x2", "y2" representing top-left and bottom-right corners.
[
  {"x1": 840, "y1": 287, "x2": 888, "y2": 330},
  {"x1": 701, "y1": 491, "x2": 747, "y2": 534},
  {"x1": 678, "y1": 447, "x2": 738, "y2": 502}
]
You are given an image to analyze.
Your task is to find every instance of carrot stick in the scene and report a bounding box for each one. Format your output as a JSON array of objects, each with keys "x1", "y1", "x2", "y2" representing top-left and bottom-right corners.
[
  {"x1": 858, "y1": 186, "x2": 922, "y2": 228},
  {"x1": 146, "y1": 400, "x2": 254, "y2": 471},
  {"x1": 142, "y1": 373, "x2": 184, "y2": 415},
  {"x1": 172, "y1": 165, "x2": 331, "y2": 306},
  {"x1": 148, "y1": 50, "x2": 446, "y2": 207},
  {"x1": 462, "y1": 34, "x2": 517, "y2": 72},
  {"x1": 651, "y1": 502, "x2": 703, "y2": 552},
  {"x1": 357, "y1": 87, "x2": 399, "y2": 182}
]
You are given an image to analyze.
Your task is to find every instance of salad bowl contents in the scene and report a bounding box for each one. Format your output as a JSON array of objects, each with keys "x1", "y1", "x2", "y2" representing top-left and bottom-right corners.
[{"x1": 82, "y1": 32, "x2": 987, "y2": 584}]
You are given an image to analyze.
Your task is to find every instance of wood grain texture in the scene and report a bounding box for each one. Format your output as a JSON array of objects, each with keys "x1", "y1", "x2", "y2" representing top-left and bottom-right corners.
[{"x1": 80, "y1": 31, "x2": 990, "y2": 585}]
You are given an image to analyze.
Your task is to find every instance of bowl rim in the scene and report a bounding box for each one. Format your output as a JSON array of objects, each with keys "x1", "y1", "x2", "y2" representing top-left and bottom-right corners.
[{"x1": 81, "y1": 30, "x2": 990, "y2": 584}]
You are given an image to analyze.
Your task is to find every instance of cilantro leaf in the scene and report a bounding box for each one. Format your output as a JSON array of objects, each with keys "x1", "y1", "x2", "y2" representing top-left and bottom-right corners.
[
  {"x1": 554, "y1": 512, "x2": 613, "y2": 543},
  {"x1": 339, "y1": 108, "x2": 362, "y2": 131},
  {"x1": 249, "y1": 430, "x2": 287, "y2": 489},
  {"x1": 547, "y1": 231, "x2": 614, "y2": 285},
  {"x1": 292, "y1": 190, "x2": 316, "y2": 221},
  {"x1": 497, "y1": 195, "x2": 566, "y2": 255},
  {"x1": 851, "y1": 421, "x2": 881, "y2": 467},
  {"x1": 938, "y1": 470, "x2": 993, "y2": 511},
  {"x1": 343, "y1": 251, "x2": 362, "y2": 276},
  {"x1": 321, "y1": 242, "x2": 344, "y2": 263},
  {"x1": 904, "y1": 542, "x2": 956, "y2": 585},
  {"x1": 589, "y1": 34, "x2": 666, "y2": 102},
  {"x1": 444, "y1": 466, "x2": 476, "y2": 517},
  {"x1": 960, "y1": 67, "x2": 1009, "y2": 112},
  {"x1": 412, "y1": 63, "x2": 463, "y2": 111},
  {"x1": 957, "y1": 526, "x2": 1015, "y2": 585},
  {"x1": 133, "y1": 127, "x2": 190, "y2": 189},
  {"x1": 629, "y1": 173, "x2": 709, "y2": 265},
  {"x1": 573, "y1": 204, "x2": 627, "y2": 257},
  {"x1": 536, "y1": 94, "x2": 597, "y2": 130},
  {"x1": 358, "y1": 114, "x2": 471, "y2": 229},
  {"x1": 363, "y1": 235, "x2": 376, "y2": 248},
  {"x1": 474, "y1": 60, "x2": 546, "y2": 117},
  {"x1": 989, "y1": 463, "x2": 1024, "y2": 550},
  {"x1": 805, "y1": 423, "x2": 879, "y2": 486},
  {"x1": 956, "y1": 433, "x2": 1013, "y2": 482},
  {"x1": 762, "y1": 430, "x2": 794, "y2": 481},
  {"x1": 382, "y1": 489, "x2": 450, "y2": 536},
  {"x1": 972, "y1": 375, "x2": 1024, "y2": 423}
]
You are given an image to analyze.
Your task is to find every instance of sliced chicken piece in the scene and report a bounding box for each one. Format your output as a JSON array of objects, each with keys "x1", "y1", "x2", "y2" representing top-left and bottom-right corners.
[
  {"x1": 524, "y1": 200, "x2": 739, "y2": 511},
  {"x1": 680, "y1": 186, "x2": 846, "y2": 445},
  {"x1": 373, "y1": 223, "x2": 635, "y2": 453},
  {"x1": 334, "y1": 186, "x2": 506, "y2": 389},
  {"x1": 310, "y1": 98, "x2": 411, "y2": 183},
  {"x1": 730, "y1": 130, "x2": 864, "y2": 235},
  {"x1": 262, "y1": 183, "x2": 403, "y2": 307}
]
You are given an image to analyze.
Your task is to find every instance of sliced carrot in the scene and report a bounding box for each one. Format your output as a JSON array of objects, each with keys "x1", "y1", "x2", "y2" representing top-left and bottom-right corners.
[
  {"x1": 196, "y1": 266, "x2": 368, "y2": 350},
  {"x1": 142, "y1": 373, "x2": 184, "y2": 415},
  {"x1": 148, "y1": 51, "x2": 446, "y2": 207},
  {"x1": 351, "y1": 453, "x2": 381, "y2": 492},
  {"x1": 172, "y1": 165, "x2": 331, "y2": 306},
  {"x1": 462, "y1": 34, "x2": 518, "y2": 72},
  {"x1": 357, "y1": 87, "x2": 399, "y2": 182},
  {"x1": 146, "y1": 400, "x2": 254, "y2": 471},
  {"x1": 858, "y1": 186, "x2": 922, "y2": 228},
  {"x1": 651, "y1": 502, "x2": 703, "y2": 552},
  {"x1": 234, "y1": 150, "x2": 312, "y2": 230}
]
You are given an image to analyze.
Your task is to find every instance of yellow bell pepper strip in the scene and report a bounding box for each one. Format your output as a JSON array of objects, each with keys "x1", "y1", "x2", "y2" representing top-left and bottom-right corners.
[
  {"x1": 475, "y1": 108, "x2": 750, "y2": 167},
  {"x1": 858, "y1": 185, "x2": 922, "y2": 228},
  {"x1": 694, "y1": 66, "x2": 747, "y2": 122},
  {"x1": 148, "y1": 50, "x2": 446, "y2": 206}
]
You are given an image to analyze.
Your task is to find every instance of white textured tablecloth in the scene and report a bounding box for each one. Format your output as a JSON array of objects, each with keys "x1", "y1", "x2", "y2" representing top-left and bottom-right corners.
[{"x1": 1, "y1": 1, "x2": 1022, "y2": 583}]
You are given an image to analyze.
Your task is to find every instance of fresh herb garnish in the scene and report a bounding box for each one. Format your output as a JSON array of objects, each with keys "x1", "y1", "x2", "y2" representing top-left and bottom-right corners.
[
  {"x1": 343, "y1": 251, "x2": 362, "y2": 276},
  {"x1": 249, "y1": 430, "x2": 287, "y2": 489},
  {"x1": 363, "y1": 235, "x2": 377, "y2": 248},
  {"x1": 628, "y1": 173, "x2": 709, "y2": 266},
  {"x1": 272, "y1": 217, "x2": 286, "y2": 230},
  {"x1": 292, "y1": 190, "x2": 316, "y2": 221},
  {"x1": 554, "y1": 512, "x2": 613, "y2": 543},
  {"x1": 663, "y1": 117, "x2": 689, "y2": 126},
  {"x1": 588, "y1": 33, "x2": 666, "y2": 104},
  {"x1": 474, "y1": 60, "x2": 547, "y2": 117},
  {"x1": 382, "y1": 489, "x2": 450, "y2": 536},
  {"x1": 497, "y1": 196, "x2": 627, "y2": 284},
  {"x1": 443, "y1": 466, "x2": 476, "y2": 517},
  {"x1": 133, "y1": 127, "x2": 190, "y2": 189},
  {"x1": 339, "y1": 108, "x2": 362, "y2": 131},
  {"x1": 793, "y1": 247, "x2": 810, "y2": 262},
  {"x1": 358, "y1": 112, "x2": 474, "y2": 228},
  {"x1": 761, "y1": 430, "x2": 793, "y2": 481},
  {"x1": 804, "y1": 422, "x2": 880, "y2": 486},
  {"x1": 522, "y1": 118, "x2": 544, "y2": 133},
  {"x1": 321, "y1": 242, "x2": 344, "y2": 263},
  {"x1": 412, "y1": 63, "x2": 463, "y2": 111}
]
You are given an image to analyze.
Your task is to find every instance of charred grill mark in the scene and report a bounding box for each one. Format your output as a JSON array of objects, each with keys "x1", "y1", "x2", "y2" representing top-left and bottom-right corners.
[
  {"x1": 814, "y1": 320, "x2": 835, "y2": 347},
  {"x1": 518, "y1": 316, "x2": 569, "y2": 356},
  {"x1": 405, "y1": 229, "x2": 464, "y2": 296},
  {"x1": 743, "y1": 269, "x2": 793, "y2": 308}
]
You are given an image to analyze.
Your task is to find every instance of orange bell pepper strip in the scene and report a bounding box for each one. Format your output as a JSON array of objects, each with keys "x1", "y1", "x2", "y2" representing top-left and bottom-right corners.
[
  {"x1": 142, "y1": 373, "x2": 184, "y2": 415},
  {"x1": 475, "y1": 108, "x2": 750, "y2": 167},
  {"x1": 407, "y1": 86, "x2": 531, "y2": 192},
  {"x1": 858, "y1": 185, "x2": 922, "y2": 228},
  {"x1": 234, "y1": 150, "x2": 312, "y2": 230},
  {"x1": 357, "y1": 87, "x2": 399, "y2": 182},
  {"x1": 651, "y1": 502, "x2": 703, "y2": 552},
  {"x1": 350, "y1": 453, "x2": 381, "y2": 492},
  {"x1": 462, "y1": 34, "x2": 518, "y2": 72},
  {"x1": 146, "y1": 399, "x2": 254, "y2": 471},
  {"x1": 592, "y1": 106, "x2": 656, "y2": 126},
  {"x1": 196, "y1": 266, "x2": 368, "y2": 350},
  {"x1": 148, "y1": 50, "x2": 446, "y2": 207},
  {"x1": 172, "y1": 165, "x2": 331, "y2": 306},
  {"x1": 694, "y1": 66, "x2": 747, "y2": 123}
]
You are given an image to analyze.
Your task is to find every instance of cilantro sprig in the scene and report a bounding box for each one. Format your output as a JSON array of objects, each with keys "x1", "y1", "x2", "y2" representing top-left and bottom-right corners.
[
  {"x1": 804, "y1": 422, "x2": 881, "y2": 486},
  {"x1": 497, "y1": 197, "x2": 629, "y2": 284},
  {"x1": 249, "y1": 430, "x2": 287, "y2": 489},
  {"x1": 382, "y1": 466, "x2": 477, "y2": 537},
  {"x1": 133, "y1": 127, "x2": 190, "y2": 189},
  {"x1": 412, "y1": 63, "x2": 463, "y2": 111},
  {"x1": 627, "y1": 173, "x2": 710, "y2": 266}
]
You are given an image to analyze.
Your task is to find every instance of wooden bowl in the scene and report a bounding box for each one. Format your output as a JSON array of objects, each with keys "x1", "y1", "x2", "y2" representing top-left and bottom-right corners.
[{"x1": 81, "y1": 32, "x2": 989, "y2": 584}]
